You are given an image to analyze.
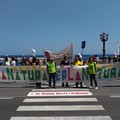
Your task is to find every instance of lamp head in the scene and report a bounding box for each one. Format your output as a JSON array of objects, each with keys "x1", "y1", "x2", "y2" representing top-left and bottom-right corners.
[{"x1": 100, "y1": 32, "x2": 109, "y2": 42}]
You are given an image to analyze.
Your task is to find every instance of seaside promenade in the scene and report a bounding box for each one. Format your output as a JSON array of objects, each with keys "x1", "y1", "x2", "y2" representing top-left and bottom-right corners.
[{"x1": 0, "y1": 58, "x2": 120, "y2": 120}]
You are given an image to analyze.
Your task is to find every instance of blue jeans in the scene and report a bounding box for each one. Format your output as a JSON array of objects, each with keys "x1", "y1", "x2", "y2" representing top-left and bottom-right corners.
[{"x1": 49, "y1": 73, "x2": 56, "y2": 88}]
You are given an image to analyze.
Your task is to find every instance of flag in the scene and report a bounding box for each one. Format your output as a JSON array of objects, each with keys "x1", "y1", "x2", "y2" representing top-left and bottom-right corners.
[
  {"x1": 78, "y1": 53, "x2": 82, "y2": 59},
  {"x1": 31, "y1": 48, "x2": 36, "y2": 57}
]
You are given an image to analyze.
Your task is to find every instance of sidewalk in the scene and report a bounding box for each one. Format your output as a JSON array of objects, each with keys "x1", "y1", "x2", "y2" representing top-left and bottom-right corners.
[
  {"x1": 0, "y1": 81, "x2": 86, "y2": 88},
  {"x1": 0, "y1": 81, "x2": 36, "y2": 88},
  {"x1": 0, "y1": 79, "x2": 120, "y2": 88}
]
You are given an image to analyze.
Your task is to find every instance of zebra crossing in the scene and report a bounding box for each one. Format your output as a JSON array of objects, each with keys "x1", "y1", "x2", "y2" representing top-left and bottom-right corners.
[
  {"x1": 10, "y1": 88, "x2": 112, "y2": 120},
  {"x1": 10, "y1": 116, "x2": 112, "y2": 120}
]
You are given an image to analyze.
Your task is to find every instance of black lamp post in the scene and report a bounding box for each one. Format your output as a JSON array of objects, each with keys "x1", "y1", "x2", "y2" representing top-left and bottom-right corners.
[{"x1": 100, "y1": 32, "x2": 109, "y2": 60}]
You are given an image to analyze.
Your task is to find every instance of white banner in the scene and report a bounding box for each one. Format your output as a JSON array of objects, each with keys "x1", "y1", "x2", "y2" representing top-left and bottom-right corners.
[
  {"x1": 0, "y1": 63, "x2": 120, "y2": 82},
  {"x1": 43, "y1": 44, "x2": 73, "y2": 64}
]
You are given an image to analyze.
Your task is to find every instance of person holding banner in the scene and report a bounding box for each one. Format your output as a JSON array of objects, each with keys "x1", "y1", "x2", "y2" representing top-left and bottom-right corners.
[
  {"x1": 60, "y1": 55, "x2": 70, "y2": 87},
  {"x1": 47, "y1": 57, "x2": 57, "y2": 88},
  {"x1": 4, "y1": 56, "x2": 10, "y2": 66},
  {"x1": 88, "y1": 56, "x2": 98, "y2": 89},
  {"x1": 72, "y1": 55, "x2": 83, "y2": 88},
  {"x1": 60, "y1": 55, "x2": 70, "y2": 66}
]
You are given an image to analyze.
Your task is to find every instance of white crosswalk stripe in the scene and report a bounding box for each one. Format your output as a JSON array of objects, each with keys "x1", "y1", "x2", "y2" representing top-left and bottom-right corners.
[
  {"x1": 10, "y1": 88, "x2": 112, "y2": 120},
  {"x1": 10, "y1": 116, "x2": 112, "y2": 120},
  {"x1": 17, "y1": 105, "x2": 104, "y2": 111},
  {"x1": 23, "y1": 97, "x2": 98, "y2": 102}
]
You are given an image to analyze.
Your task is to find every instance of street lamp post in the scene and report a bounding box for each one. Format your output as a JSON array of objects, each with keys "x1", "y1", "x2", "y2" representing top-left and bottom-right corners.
[{"x1": 100, "y1": 32, "x2": 109, "y2": 60}]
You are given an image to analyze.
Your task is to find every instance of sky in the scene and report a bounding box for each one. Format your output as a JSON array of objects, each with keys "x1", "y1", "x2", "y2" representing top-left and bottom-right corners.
[{"x1": 0, "y1": 0, "x2": 120, "y2": 55}]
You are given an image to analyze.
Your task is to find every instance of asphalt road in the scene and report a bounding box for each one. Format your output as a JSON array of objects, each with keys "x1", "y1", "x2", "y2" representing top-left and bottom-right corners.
[{"x1": 0, "y1": 80, "x2": 120, "y2": 120}]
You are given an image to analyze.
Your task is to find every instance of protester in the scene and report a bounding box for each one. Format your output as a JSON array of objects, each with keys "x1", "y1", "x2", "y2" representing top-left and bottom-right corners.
[
  {"x1": 108, "y1": 57, "x2": 112, "y2": 63},
  {"x1": 21, "y1": 56, "x2": 26, "y2": 66},
  {"x1": 83, "y1": 58, "x2": 88, "y2": 65},
  {"x1": 60, "y1": 55, "x2": 70, "y2": 87},
  {"x1": 0, "y1": 58, "x2": 2, "y2": 66},
  {"x1": 72, "y1": 55, "x2": 83, "y2": 66},
  {"x1": 72, "y1": 55, "x2": 83, "y2": 88},
  {"x1": 36, "y1": 58, "x2": 45, "y2": 66},
  {"x1": 11, "y1": 57, "x2": 17, "y2": 66},
  {"x1": 24, "y1": 57, "x2": 30, "y2": 66},
  {"x1": 94, "y1": 55, "x2": 99, "y2": 63},
  {"x1": 88, "y1": 56, "x2": 98, "y2": 89},
  {"x1": 28, "y1": 57, "x2": 33, "y2": 65},
  {"x1": 47, "y1": 57, "x2": 57, "y2": 88},
  {"x1": 32, "y1": 56, "x2": 37, "y2": 65},
  {"x1": 4, "y1": 56, "x2": 10, "y2": 66},
  {"x1": 60, "y1": 55, "x2": 70, "y2": 66}
]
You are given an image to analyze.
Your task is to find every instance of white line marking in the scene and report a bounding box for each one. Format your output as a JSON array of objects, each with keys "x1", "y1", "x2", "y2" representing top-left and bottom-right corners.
[
  {"x1": 10, "y1": 116, "x2": 112, "y2": 120},
  {"x1": 110, "y1": 94, "x2": 120, "y2": 98},
  {"x1": 17, "y1": 105, "x2": 104, "y2": 111},
  {"x1": 0, "y1": 97, "x2": 13, "y2": 99},
  {"x1": 23, "y1": 98, "x2": 98, "y2": 102}
]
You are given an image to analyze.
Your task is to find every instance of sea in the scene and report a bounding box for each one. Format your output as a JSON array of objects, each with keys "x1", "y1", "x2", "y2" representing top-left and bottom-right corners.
[
  {"x1": 0, "y1": 54, "x2": 114, "y2": 66},
  {"x1": 0, "y1": 54, "x2": 114, "y2": 60}
]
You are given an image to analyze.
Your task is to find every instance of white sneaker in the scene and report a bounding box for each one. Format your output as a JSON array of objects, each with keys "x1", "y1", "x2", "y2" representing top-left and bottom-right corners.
[
  {"x1": 90, "y1": 86, "x2": 93, "y2": 89},
  {"x1": 95, "y1": 87, "x2": 98, "y2": 89}
]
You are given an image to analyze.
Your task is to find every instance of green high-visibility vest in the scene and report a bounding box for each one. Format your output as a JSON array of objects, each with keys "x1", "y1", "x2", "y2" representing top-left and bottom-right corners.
[
  {"x1": 88, "y1": 62, "x2": 96, "y2": 74},
  {"x1": 47, "y1": 61, "x2": 56, "y2": 73}
]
